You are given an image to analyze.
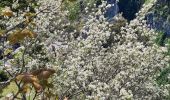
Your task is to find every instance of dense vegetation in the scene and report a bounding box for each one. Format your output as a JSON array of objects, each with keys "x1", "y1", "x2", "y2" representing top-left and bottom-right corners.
[{"x1": 0, "y1": 0, "x2": 170, "y2": 100}]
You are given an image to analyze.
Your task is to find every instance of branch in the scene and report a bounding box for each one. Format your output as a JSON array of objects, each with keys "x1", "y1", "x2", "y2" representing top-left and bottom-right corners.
[{"x1": 4, "y1": 7, "x2": 50, "y2": 35}]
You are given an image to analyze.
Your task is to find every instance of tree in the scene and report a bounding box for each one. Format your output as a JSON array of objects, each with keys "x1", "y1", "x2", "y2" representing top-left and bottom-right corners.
[
  {"x1": 30, "y1": 0, "x2": 169, "y2": 99},
  {"x1": 0, "y1": 0, "x2": 169, "y2": 99},
  {"x1": 0, "y1": 0, "x2": 56, "y2": 99}
]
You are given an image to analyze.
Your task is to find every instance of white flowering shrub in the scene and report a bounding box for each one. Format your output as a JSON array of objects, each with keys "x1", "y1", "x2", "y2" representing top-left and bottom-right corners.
[
  {"x1": 0, "y1": 0, "x2": 170, "y2": 99},
  {"x1": 27, "y1": 0, "x2": 169, "y2": 99}
]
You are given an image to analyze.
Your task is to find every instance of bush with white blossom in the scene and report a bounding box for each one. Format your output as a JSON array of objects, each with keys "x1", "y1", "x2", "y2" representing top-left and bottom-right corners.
[{"x1": 0, "y1": 0, "x2": 170, "y2": 99}]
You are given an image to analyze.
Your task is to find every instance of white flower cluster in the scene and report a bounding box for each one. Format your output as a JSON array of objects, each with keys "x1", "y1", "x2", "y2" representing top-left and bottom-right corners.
[{"x1": 5, "y1": 0, "x2": 170, "y2": 99}]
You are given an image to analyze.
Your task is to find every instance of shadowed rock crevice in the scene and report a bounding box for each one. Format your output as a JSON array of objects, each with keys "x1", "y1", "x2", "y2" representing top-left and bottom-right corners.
[{"x1": 118, "y1": 0, "x2": 144, "y2": 21}]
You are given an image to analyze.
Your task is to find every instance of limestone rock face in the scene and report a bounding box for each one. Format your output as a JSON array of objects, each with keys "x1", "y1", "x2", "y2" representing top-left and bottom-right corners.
[
  {"x1": 104, "y1": 0, "x2": 144, "y2": 21},
  {"x1": 146, "y1": 0, "x2": 170, "y2": 37},
  {"x1": 104, "y1": 0, "x2": 170, "y2": 37},
  {"x1": 104, "y1": 0, "x2": 119, "y2": 20}
]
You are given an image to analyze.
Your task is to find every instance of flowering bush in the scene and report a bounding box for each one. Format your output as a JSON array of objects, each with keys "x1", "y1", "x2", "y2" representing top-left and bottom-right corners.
[
  {"x1": 0, "y1": 0, "x2": 170, "y2": 99},
  {"x1": 30, "y1": 0, "x2": 169, "y2": 99}
]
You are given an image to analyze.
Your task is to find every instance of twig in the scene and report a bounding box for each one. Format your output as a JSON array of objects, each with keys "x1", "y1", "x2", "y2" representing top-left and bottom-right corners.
[
  {"x1": 33, "y1": 92, "x2": 37, "y2": 100},
  {"x1": 4, "y1": 6, "x2": 50, "y2": 36}
]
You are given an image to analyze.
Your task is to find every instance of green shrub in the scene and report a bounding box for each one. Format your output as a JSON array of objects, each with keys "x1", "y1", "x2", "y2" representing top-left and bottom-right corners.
[{"x1": 0, "y1": 70, "x2": 8, "y2": 82}]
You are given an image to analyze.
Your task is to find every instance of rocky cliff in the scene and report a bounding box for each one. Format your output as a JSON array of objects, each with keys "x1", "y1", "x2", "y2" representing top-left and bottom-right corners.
[
  {"x1": 146, "y1": 0, "x2": 170, "y2": 37},
  {"x1": 105, "y1": 0, "x2": 170, "y2": 38}
]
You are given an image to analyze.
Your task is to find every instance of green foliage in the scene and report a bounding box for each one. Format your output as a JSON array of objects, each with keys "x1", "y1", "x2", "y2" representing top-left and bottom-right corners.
[
  {"x1": 0, "y1": 0, "x2": 13, "y2": 8},
  {"x1": 165, "y1": 40, "x2": 170, "y2": 56},
  {"x1": 155, "y1": 29, "x2": 170, "y2": 99},
  {"x1": 156, "y1": 66, "x2": 170, "y2": 86},
  {"x1": 155, "y1": 31, "x2": 170, "y2": 86},
  {"x1": 0, "y1": 82, "x2": 18, "y2": 98},
  {"x1": 154, "y1": 0, "x2": 170, "y2": 88},
  {"x1": 63, "y1": 0, "x2": 97, "y2": 21},
  {"x1": 144, "y1": 0, "x2": 153, "y2": 4},
  {"x1": 155, "y1": 31, "x2": 165, "y2": 45},
  {"x1": 155, "y1": 31, "x2": 170, "y2": 55},
  {"x1": 68, "y1": 2, "x2": 80, "y2": 21},
  {"x1": 61, "y1": 0, "x2": 80, "y2": 21},
  {"x1": 150, "y1": 0, "x2": 170, "y2": 22},
  {"x1": 0, "y1": 70, "x2": 8, "y2": 82}
]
